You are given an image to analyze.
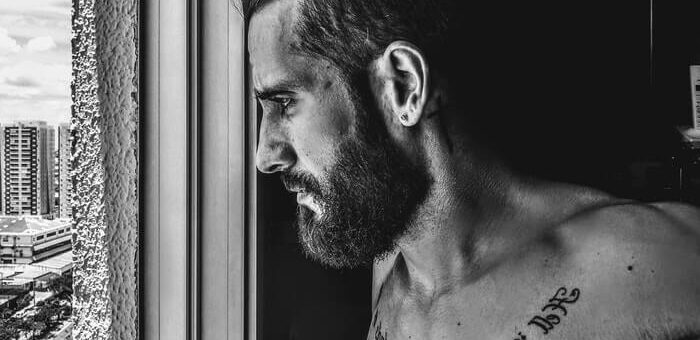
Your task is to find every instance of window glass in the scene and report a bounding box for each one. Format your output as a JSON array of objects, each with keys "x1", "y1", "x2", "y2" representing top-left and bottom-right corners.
[{"x1": 0, "y1": 1, "x2": 73, "y2": 338}]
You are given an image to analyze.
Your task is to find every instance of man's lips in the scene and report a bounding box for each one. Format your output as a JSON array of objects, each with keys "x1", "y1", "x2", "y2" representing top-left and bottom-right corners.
[
  {"x1": 296, "y1": 192, "x2": 311, "y2": 204},
  {"x1": 281, "y1": 175, "x2": 322, "y2": 214},
  {"x1": 282, "y1": 182, "x2": 311, "y2": 203},
  {"x1": 283, "y1": 183, "x2": 305, "y2": 194},
  {"x1": 295, "y1": 191, "x2": 322, "y2": 215}
]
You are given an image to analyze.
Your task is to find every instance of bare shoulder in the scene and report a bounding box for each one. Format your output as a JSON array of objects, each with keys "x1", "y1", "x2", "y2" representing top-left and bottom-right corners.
[
  {"x1": 558, "y1": 200, "x2": 700, "y2": 257},
  {"x1": 551, "y1": 200, "x2": 700, "y2": 337},
  {"x1": 649, "y1": 201, "x2": 700, "y2": 232}
]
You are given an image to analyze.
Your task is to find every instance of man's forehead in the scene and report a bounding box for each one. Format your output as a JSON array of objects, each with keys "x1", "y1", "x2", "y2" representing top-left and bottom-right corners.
[
  {"x1": 248, "y1": 0, "x2": 338, "y2": 97},
  {"x1": 247, "y1": 0, "x2": 298, "y2": 58},
  {"x1": 248, "y1": 0, "x2": 308, "y2": 92}
]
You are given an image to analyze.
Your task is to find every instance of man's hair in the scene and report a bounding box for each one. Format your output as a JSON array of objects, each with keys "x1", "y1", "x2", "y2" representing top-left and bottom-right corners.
[
  {"x1": 242, "y1": 0, "x2": 561, "y2": 177},
  {"x1": 244, "y1": 0, "x2": 644, "y2": 185},
  {"x1": 244, "y1": 0, "x2": 452, "y2": 83}
]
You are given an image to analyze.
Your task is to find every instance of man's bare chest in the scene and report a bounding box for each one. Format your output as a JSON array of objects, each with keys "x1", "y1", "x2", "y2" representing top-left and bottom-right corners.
[{"x1": 369, "y1": 284, "x2": 588, "y2": 340}]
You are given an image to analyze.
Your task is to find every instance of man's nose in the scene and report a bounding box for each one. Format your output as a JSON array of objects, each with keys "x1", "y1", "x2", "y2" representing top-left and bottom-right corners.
[{"x1": 256, "y1": 116, "x2": 295, "y2": 174}]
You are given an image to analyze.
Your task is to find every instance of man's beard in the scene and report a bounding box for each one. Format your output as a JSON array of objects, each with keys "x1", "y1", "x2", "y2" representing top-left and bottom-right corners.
[{"x1": 281, "y1": 87, "x2": 431, "y2": 269}]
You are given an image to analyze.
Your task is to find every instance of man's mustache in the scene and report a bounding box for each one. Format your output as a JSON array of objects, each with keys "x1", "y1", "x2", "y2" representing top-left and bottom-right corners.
[{"x1": 281, "y1": 172, "x2": 322, "y2": 197}]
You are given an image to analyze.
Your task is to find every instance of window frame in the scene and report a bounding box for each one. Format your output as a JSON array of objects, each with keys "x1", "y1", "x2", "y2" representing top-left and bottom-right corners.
[{"x1": 141, "y1": 0, "x2": 254, "y2": 339}]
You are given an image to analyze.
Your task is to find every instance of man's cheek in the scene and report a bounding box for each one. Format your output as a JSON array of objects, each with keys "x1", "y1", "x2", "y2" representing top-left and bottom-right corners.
[{"x1": 292, "y1": 134, "x2": 342, "y2": 175}]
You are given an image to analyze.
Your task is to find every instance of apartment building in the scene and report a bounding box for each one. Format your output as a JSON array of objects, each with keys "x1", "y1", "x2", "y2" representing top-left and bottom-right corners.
[
  {"x1": 0, "y1": 216, "x2": 71, "y2": 264},
  {"x1": 58, "y1": 123, "x2": 72, "y2": 218},
  {"x1": 0, "y1": 121, "x2": 56, "y2": 216}
]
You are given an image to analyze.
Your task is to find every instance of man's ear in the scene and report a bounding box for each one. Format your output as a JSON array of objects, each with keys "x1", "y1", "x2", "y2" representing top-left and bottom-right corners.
[{"x1": 374, "y1": 41, "x2": 431, "y2": 127}]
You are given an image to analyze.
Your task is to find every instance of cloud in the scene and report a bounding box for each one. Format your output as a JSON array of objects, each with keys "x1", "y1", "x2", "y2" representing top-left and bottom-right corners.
[
  {"x1": 0, "y1": 61, "x2": 70, "y2": 98},
  {"x1": 0, "y1": 1, "x2": 70, "y2": 21},
  {"x1": 0, "y1": 0, "x2": 70, "y2": 125},
  {"x1": 0, "y1": 97, "x2": 70, "y2": 125},
  {"x1": 0, "y1": 27, "x2": 20, "y2": 55},
  {"x1": 49, "y1": 0, "x2": 71, "y2": 9},
  {"x1": 5, "y1": 75, "x2": 40, "y2": 88},
  {"x1": 26, "y1": 36, "x2": 56, "y2": 52}
]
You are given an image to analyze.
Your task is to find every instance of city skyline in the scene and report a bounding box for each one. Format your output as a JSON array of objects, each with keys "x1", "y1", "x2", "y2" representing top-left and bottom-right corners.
[{"x1": 0, "y1": 0, "x2": 71, "y2": 126}]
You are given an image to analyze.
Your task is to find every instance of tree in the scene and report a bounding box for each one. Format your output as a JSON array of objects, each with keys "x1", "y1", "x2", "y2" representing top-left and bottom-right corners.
[
  {"x1": 47, "y1": 273, "x2": 73, "y2": 295},
  {"x1": 30, "y1": 320, "x2": 47, "y2": 339},
  {"x1": 0, "y1": 318, "x2": 21, "y2": 340}
]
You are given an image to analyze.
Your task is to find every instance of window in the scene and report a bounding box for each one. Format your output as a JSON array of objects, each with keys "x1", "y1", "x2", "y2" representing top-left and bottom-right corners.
[
  {"x1": 154, "y1": 0, "x2": 369, "y2": 338},
  {"x1": 0, "y1": 0, "x2": 74, "y2": 339},
  {"x1": 142, "y1": 0, "x2": 249, "y2": 339}
]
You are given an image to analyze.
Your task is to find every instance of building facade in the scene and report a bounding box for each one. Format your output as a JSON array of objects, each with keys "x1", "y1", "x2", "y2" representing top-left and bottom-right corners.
[
  {"x1": 0, "y1": 121, "x2": 56, "y2": 216},
  {"x1": 47, "y1": 125, "x2": 56, "y2": 216},
  {"x1": 58, "y1": 123, "x2": 72, "y2": 218},
  {"x1": 0, "y1": 217, "x2": 71, "y2": 264}
]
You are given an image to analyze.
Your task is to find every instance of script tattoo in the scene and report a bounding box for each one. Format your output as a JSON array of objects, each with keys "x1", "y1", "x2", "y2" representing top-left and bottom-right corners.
[{"x1": 526, "y1": 287, "x2": 581, "y2": 335}]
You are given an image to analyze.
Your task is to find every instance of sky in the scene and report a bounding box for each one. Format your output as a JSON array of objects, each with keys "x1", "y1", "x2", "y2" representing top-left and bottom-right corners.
[{"x1": 0, "y1": 0, "x2": 71, "y2": 126}]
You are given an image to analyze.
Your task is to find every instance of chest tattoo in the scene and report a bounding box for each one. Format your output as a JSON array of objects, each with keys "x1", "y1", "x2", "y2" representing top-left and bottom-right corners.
[{"x1": 515, "y1": 286, "x2": 581, "y2": 337}]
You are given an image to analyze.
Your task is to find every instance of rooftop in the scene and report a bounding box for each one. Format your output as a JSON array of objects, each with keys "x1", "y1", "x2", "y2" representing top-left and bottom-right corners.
[
  {"x1": 0, "y1": 216, "x2": 71, "y2": 235},
  {"x1": 32, "y1": 251, "x2": 73, "y2": 272},
  {"x1": 0, "y1": 250, "x2": 73, "y2": 280}
]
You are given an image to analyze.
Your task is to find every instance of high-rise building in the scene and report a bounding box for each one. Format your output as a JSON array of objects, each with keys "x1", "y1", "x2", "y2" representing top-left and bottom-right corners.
[
  {"x1": 0, "y1": 121, "x2": 55, "y2": 216},
  {"x1": 58, "y1": 123, "x2": 72, "y2": 218},
  {"x1": 54, "y1": 147, "x2": 60, "y2": 211},
  {"x1": 47, "y1": 125, "x2": 56, "y2": 216}
]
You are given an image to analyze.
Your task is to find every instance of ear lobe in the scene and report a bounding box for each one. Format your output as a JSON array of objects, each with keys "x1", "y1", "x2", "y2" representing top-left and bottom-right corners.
[{"x1": 376, "y1": 41, "x2": 430, "y2": 127}]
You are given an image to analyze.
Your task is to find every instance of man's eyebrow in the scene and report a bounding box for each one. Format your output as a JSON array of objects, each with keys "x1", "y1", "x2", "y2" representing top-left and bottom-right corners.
[
  {"x1": 254, "y1": 79, "x2": 305, "y2": 100},
  {"x1": 254, "y1": 88, "x2": 295, "y2": 100}
]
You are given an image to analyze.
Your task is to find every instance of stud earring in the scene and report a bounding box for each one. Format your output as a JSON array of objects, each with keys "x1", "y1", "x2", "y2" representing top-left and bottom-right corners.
[{"x1": 400, "y1": 113, "x2": 409, "y2": 122}]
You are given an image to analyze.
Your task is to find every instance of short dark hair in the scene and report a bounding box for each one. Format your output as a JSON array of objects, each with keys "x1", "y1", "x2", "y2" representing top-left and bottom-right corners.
[
  {"x1": 245, "y1": 0, "x2": 649, "y2": 185},
  {"x1": 242, "y1": 0, "x2": 557, "y2": 176},
  {"x1": 244, "y1": 0, "x2": 452, "y2": 82}
]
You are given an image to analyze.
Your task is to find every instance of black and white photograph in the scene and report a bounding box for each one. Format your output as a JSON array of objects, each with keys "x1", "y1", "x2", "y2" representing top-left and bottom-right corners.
[{"x1": 0, "y1": 0, "x2": 699, "y2": 339}]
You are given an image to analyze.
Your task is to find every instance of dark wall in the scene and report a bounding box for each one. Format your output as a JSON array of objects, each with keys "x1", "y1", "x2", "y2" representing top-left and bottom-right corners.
[
  {"x1": 461, "y1": 1, "x2": 700, "y2": 203},
  {"x1": 653, "y1": 1, "x2": 700, "y2": 127},
  {"x1": 459, "y1": 1, "x2": 655, "y2": 188}
]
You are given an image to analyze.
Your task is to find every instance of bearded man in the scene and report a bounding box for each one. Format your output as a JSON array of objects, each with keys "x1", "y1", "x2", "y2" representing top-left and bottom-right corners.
[{"x1": 246, "y1": 0, "x2": 700, "y2": 338}]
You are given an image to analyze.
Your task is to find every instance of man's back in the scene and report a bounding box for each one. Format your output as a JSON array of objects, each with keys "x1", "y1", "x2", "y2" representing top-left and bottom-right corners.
[{"x1": 369, "y1": 199, "x2": 700, "y2": 340}]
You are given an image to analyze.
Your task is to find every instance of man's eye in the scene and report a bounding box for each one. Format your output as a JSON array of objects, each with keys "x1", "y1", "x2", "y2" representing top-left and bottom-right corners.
[
  {"x1": 277, "y1": 97, "x2": 292, "y2": 107},
  {"x1": 274, "y1": 97, "x2": 294, "y2": 115}
]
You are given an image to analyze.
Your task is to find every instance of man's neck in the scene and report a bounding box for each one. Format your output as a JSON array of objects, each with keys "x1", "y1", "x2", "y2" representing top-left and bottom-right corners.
[{"x1": 393, "y1": 163, "x2": 610, "y2": 298}]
